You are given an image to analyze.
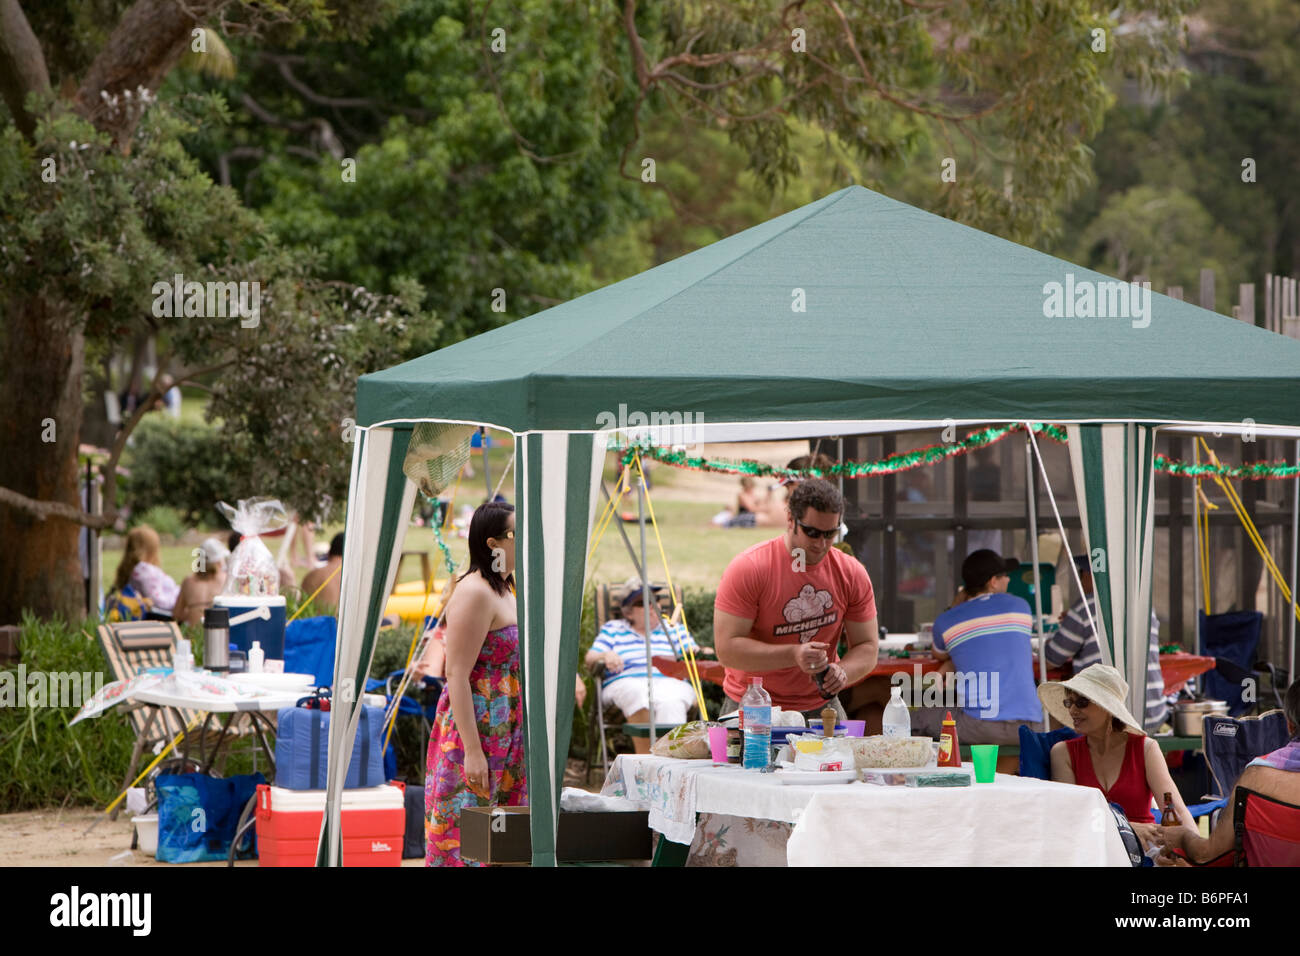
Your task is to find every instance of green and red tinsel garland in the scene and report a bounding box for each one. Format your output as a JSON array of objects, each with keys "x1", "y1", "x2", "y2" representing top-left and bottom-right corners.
[
  {"x1": 615, "y1": 423, "x2": 1300, "y2": 481},
  {"x1": 1154, "y1": 455, "x2": 1300, "y2": 481}
]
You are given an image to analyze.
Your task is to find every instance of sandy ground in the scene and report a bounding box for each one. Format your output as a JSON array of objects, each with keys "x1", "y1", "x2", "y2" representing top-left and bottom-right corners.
[
  {"x1": 0, "y1": 807, "x2": 211, "y2": 867},
  {"x1": 0, "y1": 759, "x2": 598, "y2": 867}
]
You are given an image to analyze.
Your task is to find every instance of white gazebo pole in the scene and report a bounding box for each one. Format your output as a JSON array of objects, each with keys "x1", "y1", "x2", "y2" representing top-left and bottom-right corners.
[
  {"x1": 1025, "y1": 431, "x2": 1048, "y2": 730},
  {"x1": 637, "y1": 464, "x2": 657, "y2": 748},
  {"x1": 1289, "y1": 440, "x2": 1299, "y2": 681}
]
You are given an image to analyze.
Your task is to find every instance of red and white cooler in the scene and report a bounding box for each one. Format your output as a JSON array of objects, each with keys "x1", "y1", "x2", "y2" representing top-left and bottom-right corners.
[{"x1": 255, "y1": 782, "x2": 406, "y2": 867}]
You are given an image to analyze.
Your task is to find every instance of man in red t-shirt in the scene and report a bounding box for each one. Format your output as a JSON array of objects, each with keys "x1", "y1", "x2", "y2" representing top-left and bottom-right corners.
[{"x1": 714, "y1": 478, "x2": 879, "y2": 719}]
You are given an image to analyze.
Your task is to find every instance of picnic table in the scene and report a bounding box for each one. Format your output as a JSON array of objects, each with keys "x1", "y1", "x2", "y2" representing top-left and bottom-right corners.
[{"x1": 601, "y1": 754, "x2": 1130, "y2": 866}]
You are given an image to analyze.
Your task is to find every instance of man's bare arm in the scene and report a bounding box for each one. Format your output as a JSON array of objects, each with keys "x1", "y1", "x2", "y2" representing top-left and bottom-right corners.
[{"x1": 714, "y1": 608, "x2": 810, "y2": 672}]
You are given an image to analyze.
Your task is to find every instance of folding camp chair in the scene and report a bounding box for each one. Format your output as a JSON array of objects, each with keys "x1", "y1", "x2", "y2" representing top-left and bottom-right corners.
[
  {"x1": 283, "y1": 615, "x2": 338, "y2": 687},
  {"x1": 94, "y1": 620, "x2": 201, "y2": 817},
  {"x1": 1194, "y1": 710, "x2": 1292, "y2": 826},
  {"x1": 1198, "y1": 610, "x2": 1263, "y2": 716},
  {"x1": 1016, "y1": 725, "x2": 1078, "y2": 779},
  {"x1": 1231, "y1": 786, "x2": 1300, "y2": 866}
]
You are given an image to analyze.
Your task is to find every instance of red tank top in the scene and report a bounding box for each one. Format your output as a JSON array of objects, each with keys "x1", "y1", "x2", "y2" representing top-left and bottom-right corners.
[{"x1": 1066, "y1": 733, "x2": 1155, "y2": 823}]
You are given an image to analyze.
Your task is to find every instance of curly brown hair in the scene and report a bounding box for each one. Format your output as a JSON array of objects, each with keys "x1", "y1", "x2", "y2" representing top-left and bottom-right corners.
[{"x1": 787, "y1": 478, "x2": 843, "y2": 522}]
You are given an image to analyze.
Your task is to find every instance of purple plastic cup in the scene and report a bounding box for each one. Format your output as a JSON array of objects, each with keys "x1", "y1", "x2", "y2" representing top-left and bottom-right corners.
[{"x1": 707, "y1": 725, "x2": 728, "y2": 764}]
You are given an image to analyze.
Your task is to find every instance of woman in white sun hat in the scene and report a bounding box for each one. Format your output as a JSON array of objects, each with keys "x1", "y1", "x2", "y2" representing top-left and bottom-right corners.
[
  {"x1": 172, "y1": 537, "x2": 230, "y2": 626},
  {"x1": 1041, "y1": 664, "x2": 1198, "y2": 848}
]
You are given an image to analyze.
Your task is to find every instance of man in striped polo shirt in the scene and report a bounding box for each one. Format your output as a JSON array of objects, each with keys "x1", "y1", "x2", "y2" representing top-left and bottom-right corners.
[
  {"x1": 585, "y1": 581, "x2": 701, "y2": 753},
  {"x1": 1045, "y1": 555, "x2": 1169, "y2": 732},
  {"x1": 913, "y1": 549, "x2": 1045, "y2": 745}
]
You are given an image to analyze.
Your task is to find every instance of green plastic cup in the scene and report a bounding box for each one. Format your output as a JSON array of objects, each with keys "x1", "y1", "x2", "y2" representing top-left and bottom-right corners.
[{"x1": 971, "y1": 744, "x2": 999, "y2": 783}]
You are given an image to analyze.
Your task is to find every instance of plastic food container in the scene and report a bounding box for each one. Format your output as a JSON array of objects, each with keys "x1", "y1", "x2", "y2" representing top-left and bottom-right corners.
[
  {"x1": 850, "y1": 735, "x2": 936, "y2": 769},
  {"x1": 132, "y1": 814, "x2": 159, "y2": 856}
]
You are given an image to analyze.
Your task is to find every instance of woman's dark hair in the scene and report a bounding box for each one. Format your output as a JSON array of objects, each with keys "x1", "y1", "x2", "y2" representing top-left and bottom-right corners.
[
  {"x1": 458, "y1": 501, "x2": 515, "y2": 596},
  {"x1": 1112, "y1": 716, "x2": 1126, "y2": 732}
]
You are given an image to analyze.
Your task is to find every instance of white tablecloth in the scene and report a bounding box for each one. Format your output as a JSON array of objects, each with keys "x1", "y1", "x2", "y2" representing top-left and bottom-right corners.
[
  {"x1": 602, "y1": 755, "x2": 1130, "y2": 866},
  {"x1": 132, "y1": 687, "x2": 386, "y2": 712},
  {"x1": 786, "y1": 773, "x2": 1129, "y2": 866}
]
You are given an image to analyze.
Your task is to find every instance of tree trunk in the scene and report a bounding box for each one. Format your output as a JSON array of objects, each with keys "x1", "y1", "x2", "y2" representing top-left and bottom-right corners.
[{"x1": 0, "y1": 294, "x2": 88, "y2": 623}]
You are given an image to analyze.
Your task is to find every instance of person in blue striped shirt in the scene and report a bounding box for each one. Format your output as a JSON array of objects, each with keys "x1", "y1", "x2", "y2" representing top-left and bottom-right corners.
[
  {"x1": 1045, "y1": 555, "x2": 1169, "y2": 732},
  {"x1": 585, "y1": 582, "x2": 702, "y2": 752}
]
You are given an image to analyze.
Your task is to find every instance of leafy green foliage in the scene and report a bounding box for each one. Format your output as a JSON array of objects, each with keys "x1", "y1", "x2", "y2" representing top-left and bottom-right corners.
[
  {"x1": 131, "y1": 505, "x2": 187, "y2": 541},
  {"x1": 124, "y1": 419, "x2": 229, "y2": 528},
  {"x1": 0, "y1": 614, "x2": 135, "y2": 812},
  {"x1": 181, "y1": 0, "x2": 648, "y2": 353},
  {"x1": 1052, "y1": 0, "x2": 1300, "y2": 303},
  {"x1": 1073, "y1": 185, "x2": 1249, "y2": 311}
]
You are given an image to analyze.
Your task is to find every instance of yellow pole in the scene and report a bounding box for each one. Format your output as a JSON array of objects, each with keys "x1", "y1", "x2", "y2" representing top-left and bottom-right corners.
[
  {"x1": 104, "y1": 713, "x2": 207, "y2": 815},
  {"x1": 634, "y1": 452, "x2": 708, "y2": 718}
]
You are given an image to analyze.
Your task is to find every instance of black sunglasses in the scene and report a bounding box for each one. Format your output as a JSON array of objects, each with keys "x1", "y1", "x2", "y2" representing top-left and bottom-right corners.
[
  {"x1": 794, "y1": 520, "x2": 839, "y2": 540},
  {"x1": 1062, "y1": 695, "x2": 1092, "y2": 710}
]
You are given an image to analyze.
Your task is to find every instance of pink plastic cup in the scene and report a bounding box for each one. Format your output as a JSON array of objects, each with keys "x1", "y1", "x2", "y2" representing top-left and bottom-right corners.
[
  {"x1": 844, "y1": 720, "x2": 866, "y2": 737},
  {"x1": 707, "y1": 725, "x2": 728, "y2": 764}
]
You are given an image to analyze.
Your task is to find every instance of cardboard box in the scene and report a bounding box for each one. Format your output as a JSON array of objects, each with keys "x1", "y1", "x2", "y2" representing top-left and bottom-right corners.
[{"x1": 461, "y1": 806, "x2": 652, "y2": 864}]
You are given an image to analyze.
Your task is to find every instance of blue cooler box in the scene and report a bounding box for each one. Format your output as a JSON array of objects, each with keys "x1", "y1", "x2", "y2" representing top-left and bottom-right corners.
[
  {"x1": 215, "y1": 595, "x2": 286, "y2": 659},
  {"x1": 275, "y1": 704, "x2": 386, "y2": 790}
]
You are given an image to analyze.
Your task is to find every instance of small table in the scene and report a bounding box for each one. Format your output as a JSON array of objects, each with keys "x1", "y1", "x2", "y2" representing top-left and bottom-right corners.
[
  {"x1": 602, "y1": 754, "x2": 1129, "y2": 866},
  {"x1": 127, "y1": 684, "x2": 387, "y2": 777}
]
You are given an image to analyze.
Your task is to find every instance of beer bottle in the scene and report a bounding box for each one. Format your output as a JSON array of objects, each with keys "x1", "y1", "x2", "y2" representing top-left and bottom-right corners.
[{"x1": 1161, "y1": 792, "x2": 1178, "y2": 827}]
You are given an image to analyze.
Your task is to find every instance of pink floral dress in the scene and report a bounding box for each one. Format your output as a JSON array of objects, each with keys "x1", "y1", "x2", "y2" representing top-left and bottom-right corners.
[{"x1": 424, "y1": 624, "x2": 526, "y2": 866}]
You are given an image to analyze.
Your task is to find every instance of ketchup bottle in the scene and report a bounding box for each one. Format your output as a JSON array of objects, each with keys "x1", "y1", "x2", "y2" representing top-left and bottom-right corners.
[{"x1": 937, "y1": 711, "x2": 961, "y2": 767}]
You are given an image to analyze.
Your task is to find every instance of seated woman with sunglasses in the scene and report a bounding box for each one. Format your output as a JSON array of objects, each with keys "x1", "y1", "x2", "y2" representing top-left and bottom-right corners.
[{"x1": 1041, "y1": 664, "x2": 1198, "y2": 846}]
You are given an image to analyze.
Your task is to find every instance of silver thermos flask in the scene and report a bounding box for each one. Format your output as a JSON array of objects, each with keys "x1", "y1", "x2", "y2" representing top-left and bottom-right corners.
[{"x1": 203, "y1": 606, "x2": 230, "y2": 671}]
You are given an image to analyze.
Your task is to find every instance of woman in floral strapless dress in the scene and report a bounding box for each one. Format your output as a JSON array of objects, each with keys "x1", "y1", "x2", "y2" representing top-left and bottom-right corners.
[{"x1": 425, "y1": 502, "x2": 526, "y2": 866}]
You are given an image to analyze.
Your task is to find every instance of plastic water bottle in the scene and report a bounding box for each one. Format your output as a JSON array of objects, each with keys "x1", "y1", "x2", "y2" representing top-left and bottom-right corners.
[
  {"x1": 248, "y1": 640, "x2": 264, "y2": 674},
  {"x1": 740, "y1": 677, "x2": 772, "y2": 769},
  {"x1": 882, "y1": 685, "x2": 911, "y2": 737}
]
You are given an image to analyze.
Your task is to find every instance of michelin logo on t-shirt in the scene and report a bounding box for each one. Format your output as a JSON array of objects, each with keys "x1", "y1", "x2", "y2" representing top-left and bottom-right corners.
[{"x1": 773, "y1": 584, "x2": 837, "y2": 638}]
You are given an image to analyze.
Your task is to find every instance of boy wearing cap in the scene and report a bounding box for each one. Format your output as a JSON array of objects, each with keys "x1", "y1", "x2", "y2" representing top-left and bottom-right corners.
[
  {"x1": 1045, "y1": 554, "x2": 1168, "y2": 732},
  {"x1": 913, "y1": 549, "x2": 1043, "y2": 744}
]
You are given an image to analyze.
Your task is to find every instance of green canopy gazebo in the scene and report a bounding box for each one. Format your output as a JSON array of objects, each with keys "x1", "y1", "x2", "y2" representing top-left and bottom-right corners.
[{"x1": 317, "y1": 185, "x2": 1300, "y2": 866}]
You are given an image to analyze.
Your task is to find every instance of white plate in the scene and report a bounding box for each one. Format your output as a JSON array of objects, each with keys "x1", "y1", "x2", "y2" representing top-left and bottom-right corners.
[
  {"x1": 233, "y1": 672, "x2": 316, "y2": 690},
  {"x1": 773, "y1": 768, "x2": 858, "y2": 786}
]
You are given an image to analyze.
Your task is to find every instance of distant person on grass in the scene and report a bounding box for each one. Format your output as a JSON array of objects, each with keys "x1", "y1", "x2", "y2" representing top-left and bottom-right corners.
[
  {"x1": 172, "y1": 537, "x2": 229, "y2": 626},
  {"x1": 301, "y1": 532, "x2": 344, "y2": 613},
  {"x1": 113, "y1": 525, "x2": 179, "y2": 618}
]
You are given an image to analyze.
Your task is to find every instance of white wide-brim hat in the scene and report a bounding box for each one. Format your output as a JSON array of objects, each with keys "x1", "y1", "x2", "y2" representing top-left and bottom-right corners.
[{"x1": 1037, "y1": 663, "x2": 1146, "y2": 736}]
